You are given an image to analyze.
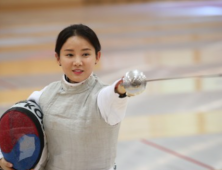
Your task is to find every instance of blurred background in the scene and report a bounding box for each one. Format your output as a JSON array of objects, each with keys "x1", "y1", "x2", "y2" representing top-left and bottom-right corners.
[{"x1": 0, "y1": 0, "x2": 222, "y2": 169}]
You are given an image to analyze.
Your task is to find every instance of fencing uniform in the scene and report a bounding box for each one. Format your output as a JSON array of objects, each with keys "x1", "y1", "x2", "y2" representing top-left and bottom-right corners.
[{"x1": 25, "y1": 74, "x2": 127, "y2": 170}]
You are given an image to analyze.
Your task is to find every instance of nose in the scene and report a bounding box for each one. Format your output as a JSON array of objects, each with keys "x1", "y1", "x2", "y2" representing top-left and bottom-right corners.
[{"x1": 73, "y1": 56, "x2": 82, "y2": 66}]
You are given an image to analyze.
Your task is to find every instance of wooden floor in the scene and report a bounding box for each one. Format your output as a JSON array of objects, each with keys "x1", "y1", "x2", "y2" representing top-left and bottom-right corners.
[{"x1": 0, "y1": 1, "x2": 222, "y2": 169}]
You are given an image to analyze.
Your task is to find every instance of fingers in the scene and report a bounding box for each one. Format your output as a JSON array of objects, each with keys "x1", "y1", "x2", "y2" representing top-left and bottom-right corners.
[
  {"x1": 0, "y1": 158, "x2": 14, "y2": 170},
  {"x1": 115, "y1": 79, "x2": 126, "y2": 94}
]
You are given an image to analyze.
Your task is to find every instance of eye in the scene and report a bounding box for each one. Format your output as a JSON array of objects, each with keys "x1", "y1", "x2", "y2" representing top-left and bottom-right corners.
[
  {"x1": 66, "y1": 54, "x2": 73, "y2": 57},
  {"x1": 82, "y1": 53, "x2": 90, "y2": 57}
]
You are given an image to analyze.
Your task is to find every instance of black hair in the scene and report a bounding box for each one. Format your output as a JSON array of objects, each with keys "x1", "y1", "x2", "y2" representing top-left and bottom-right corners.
[{"x1": 55, "y1": 24, "x2": 101, "y2": 56}]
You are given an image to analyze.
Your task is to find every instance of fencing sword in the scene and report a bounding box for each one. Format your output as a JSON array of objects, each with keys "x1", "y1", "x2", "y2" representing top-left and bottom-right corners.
[{"x1": 121, "y1": 70, "x2": 222, "y2": 96}]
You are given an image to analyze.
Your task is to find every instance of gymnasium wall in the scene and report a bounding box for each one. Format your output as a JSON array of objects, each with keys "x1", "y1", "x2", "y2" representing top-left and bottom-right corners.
[{"x1": 0, "y1": 0, "x2": 205, "y2": 10}]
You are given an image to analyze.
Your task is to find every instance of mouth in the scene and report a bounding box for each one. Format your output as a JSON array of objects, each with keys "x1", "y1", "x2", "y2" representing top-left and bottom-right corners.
[{"x1": 72, "y1": 69, "x2": 83, "y2": 75}]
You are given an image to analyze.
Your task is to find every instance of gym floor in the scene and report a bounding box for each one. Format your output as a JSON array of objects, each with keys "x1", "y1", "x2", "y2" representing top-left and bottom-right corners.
[{"x1": 0, "y1": 0, "x2": 222, "y2": 169}]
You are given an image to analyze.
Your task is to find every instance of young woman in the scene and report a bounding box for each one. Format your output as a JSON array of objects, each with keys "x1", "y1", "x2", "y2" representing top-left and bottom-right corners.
[{"x1": 0, "y1": 24, "x2": 142, "y2": 170}]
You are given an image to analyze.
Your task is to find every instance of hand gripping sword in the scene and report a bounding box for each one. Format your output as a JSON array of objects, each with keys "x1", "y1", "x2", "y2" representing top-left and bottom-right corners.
[{"x1": 121, "y1": 70, "x2": 222, "y2": 96}]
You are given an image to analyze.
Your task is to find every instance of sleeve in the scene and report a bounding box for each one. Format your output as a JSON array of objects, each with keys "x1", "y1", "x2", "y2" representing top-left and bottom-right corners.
[
  {"x1": 97, "y1": 80, "x2": 128, "y2": 126},
  {"x1": 27, "y1": 86, "x2": 48, "y2": 105}
]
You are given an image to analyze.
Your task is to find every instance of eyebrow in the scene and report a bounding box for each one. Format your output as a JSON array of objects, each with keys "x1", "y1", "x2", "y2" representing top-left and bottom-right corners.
[
  {"x1": 82, "y1": 48, "x2": 91, "y2": 51},
  {"x1": 64, "y1": 49, "x2": 74, "y2": 51},
  {"x1": 64, "y1": 48, "x2": 92, "y2": 52}
]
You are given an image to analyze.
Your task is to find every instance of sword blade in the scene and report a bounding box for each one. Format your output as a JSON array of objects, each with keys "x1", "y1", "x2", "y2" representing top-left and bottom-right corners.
[{"x1": 145, "y1": 74, "x2": 222, "y2": 82}]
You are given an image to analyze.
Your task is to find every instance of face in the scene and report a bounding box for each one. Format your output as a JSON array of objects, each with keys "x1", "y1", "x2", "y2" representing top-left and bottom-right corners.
[{"x1": 55, "y1": 36, "x2": 101, "y2": 83}]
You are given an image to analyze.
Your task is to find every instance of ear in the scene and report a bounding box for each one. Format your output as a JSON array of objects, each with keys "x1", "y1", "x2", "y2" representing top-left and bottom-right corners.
[
  {"x1": 95, "y1": 51, "x2": 101, "y2": 64},
  {"x1": 55, "y1": 53, "x2": 61, "y2": 66}
]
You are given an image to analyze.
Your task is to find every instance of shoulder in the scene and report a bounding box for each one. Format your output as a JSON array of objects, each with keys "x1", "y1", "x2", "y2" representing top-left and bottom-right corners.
[
  {"x1": 42, "y1": 81, "x2": 61, "y2": 93},
  {"x1": 46, "y1": 81, "x2": 61, "y2": 88},
  {"x1": 93, "y1": 74, "x2": 108, "y2": 89}
]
